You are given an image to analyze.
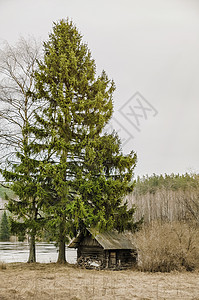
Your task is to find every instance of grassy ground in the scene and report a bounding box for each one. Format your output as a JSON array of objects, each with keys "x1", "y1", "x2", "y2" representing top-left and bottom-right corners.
[{"x1": 0, "y1": 263, "x2": 199, "y2": 299}]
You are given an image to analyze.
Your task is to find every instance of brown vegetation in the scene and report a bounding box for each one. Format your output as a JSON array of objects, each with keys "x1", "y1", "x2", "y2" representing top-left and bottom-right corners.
[
  {"x1": 0, "y1": 261, "x2": 6, "y2": 270},
  {"x1": 1, "y1": 263, "x2": 199, "y2": 299},
  {"x1": 134, "y1": 221, "x2": 199, "y2": 272}
]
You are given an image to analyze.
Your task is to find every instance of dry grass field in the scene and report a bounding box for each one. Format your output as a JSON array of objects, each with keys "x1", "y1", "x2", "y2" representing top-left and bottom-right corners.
[{"x1": 0, "y1": 263, "x2": 199, "y2": 299}]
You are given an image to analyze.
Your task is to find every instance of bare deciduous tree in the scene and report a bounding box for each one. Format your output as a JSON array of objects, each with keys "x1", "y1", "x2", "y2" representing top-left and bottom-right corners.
[
  {"x1": 0, "y1": 37, "x2": 41, "y2": 166},
  {"x1": 0, "y1": 37, "x2": 42, "y2": 263}
]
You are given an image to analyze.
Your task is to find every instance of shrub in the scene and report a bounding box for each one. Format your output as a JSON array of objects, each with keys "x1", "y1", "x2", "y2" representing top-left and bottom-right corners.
[
  {"x1": 134, "y1": 221, "x2": 199, "y2": 272},
  {"x1": 0, "y1": 261, "x2": 6, "y2": 270}
]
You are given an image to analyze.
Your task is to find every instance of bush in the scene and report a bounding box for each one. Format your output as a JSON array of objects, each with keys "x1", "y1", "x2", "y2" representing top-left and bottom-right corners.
[
  {"x1": 0, "y1": 261, "x2": 6, "y2": 270},
  {"x1": 134, "y1": 221, "x2": 199, "y2": 272}
]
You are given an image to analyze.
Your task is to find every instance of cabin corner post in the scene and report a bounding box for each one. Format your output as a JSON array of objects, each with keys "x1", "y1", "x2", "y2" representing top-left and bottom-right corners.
[{"x1": 104, "y1": 250, "x2": 109, "y2": 269}]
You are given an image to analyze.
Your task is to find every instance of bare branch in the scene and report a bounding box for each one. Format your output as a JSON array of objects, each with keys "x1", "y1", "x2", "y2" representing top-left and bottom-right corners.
[{"x1": 0, "y1": 37, "x2": 42, "y2": 166}]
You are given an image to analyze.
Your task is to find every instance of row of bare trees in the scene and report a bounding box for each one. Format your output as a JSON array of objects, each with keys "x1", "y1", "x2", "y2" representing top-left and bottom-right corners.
[{"x1": 127, "y1": 174, "x2": 199, "y2": 224}]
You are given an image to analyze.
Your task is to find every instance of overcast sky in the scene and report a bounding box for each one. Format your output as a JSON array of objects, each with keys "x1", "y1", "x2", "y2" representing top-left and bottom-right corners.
[{"x1": 0, "y1": 0, "x2": 199, "y2": 177}]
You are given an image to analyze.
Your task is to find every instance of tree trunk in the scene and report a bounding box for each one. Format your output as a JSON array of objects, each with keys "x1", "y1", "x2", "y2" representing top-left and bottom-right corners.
[
  {"x1": 28, "y1": 201, "x2": 37, "y2": 263},
  {"x1": 57, "y1": 221, "x2": 66, "y2": 264},
  {"x1": 28, "y1": 233, "x2": 36, "y2": 263},
  {"x1": 57, "y1": 239, "x2": 66, "y2": 263}
]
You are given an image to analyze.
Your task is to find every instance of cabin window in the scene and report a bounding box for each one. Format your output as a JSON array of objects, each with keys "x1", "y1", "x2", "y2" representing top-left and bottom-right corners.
[{"x1": 109, "y1": 251, "x2": 116, "y2": 266}]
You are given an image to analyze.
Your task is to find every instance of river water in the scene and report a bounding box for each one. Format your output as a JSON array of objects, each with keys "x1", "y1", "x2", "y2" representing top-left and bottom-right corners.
[{"x1": 0, "y1": 242, "x2": 77, "y2": 264}]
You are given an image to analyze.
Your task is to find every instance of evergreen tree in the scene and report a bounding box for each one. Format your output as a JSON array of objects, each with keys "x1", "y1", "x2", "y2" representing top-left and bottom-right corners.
[
  {"x1": 0, "y1": 211, "x2": 10, "y2": 241},
  {"x1": 33, "y1": 19, "x2": 138, "y2": 263}
]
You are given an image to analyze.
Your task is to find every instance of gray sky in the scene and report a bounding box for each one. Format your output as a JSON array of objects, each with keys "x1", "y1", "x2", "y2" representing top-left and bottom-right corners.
[{"x1": 0, "y1": 0, "x2": 199, "y2": 177}]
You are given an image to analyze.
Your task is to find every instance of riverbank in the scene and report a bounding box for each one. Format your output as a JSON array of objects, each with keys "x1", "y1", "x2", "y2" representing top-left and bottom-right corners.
[{"x1": 0, "y1": 263, "x2": 199, "y2": 299}]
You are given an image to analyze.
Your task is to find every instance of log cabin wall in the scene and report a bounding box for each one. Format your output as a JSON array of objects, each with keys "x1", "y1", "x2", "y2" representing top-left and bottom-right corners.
[
  {"x1": 104, "y1": 250, "x2": 137, "y2": 269},
  {"x1": 77, "y1": 233, "x2": 105, "y2": 263},
  {"x1": 116, "y1": 249, "x2": 137, "y2": 269}
]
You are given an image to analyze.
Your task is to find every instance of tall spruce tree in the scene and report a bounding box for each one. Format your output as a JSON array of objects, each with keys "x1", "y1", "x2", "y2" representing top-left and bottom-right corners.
[{"x1": 33, "y1": 19, "x2": 138, "y2": 263}]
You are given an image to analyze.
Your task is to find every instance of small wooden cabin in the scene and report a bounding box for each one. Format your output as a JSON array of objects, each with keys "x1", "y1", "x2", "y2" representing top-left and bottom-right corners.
[{"x1": 68, "y1": 228, "x2": 137, "y2": 269}]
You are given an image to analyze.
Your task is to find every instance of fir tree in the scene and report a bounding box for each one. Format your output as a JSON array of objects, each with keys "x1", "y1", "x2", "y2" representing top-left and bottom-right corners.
[
  {"x1": 0, "y1": 211, "x2": 10, "y2": 241},
  {"x1": 33, "y1": 19, "x2": 138, "y2": 263}
]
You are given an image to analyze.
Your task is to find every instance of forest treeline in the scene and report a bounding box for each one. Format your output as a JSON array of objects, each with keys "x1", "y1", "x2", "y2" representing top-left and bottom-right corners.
[{"x1": 127, "y1": 173, "x2": 199, "y2": 224}]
